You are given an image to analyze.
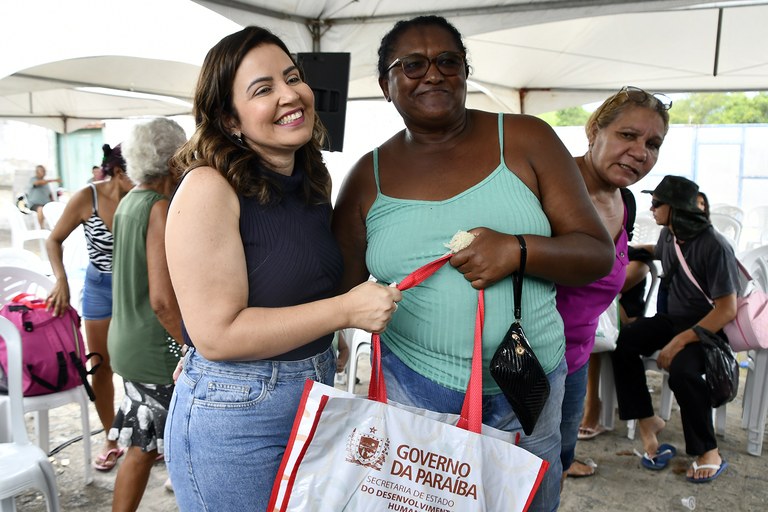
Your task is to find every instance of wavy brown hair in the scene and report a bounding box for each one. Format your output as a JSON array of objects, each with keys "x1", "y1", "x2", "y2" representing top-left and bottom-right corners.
[{"x1": 172, "y1": 26, "x2": 330, "y2": 205}]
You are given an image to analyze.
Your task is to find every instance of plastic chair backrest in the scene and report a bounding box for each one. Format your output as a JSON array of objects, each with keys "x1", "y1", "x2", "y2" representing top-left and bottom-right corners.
[
  {"x1": 642, "y1": 262, "x2": 660, "y2": 317},
  {"x1": 0, "y1": 248, "x2": 48, "y2": 274},
  {"x1": 710, "y1": 212, "x2": 742, "y2": 249},
  {"x1": 42, "y1": 201, "x2": 66, "y2": 230},
  {"x1": 710, "y1": 204, "x2": 744, "y2": 222},
  {"x1": 0, "y1": 316, "x2": 30, "y2": 445},
  {"x1": 0, "y1": 265, "x2": 54, "y2": 304},
  {"x1": 632, "y1": 214, "x2": 663, "y2": 245}
]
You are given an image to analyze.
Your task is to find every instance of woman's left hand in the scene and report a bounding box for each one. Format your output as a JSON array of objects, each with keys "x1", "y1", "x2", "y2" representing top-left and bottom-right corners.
[
  {"x1": 448, "y1": 227, "x2": 517, "y2": 289},
  {"x1": 657, "y1": 332, "x2": 691, "y2": 370}
]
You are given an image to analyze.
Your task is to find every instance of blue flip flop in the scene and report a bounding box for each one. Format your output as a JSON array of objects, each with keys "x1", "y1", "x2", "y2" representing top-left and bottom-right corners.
[
  {"x1": 641, "y1": 443, "x2": 677, "y2": 470},
  {"x1": 686, "y1": 459, "x2": 728, "y2": 483}
]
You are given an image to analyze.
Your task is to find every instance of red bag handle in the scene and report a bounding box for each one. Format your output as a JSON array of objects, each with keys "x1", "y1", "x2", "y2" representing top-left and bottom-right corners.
[
  {"x1": 368, "y1": 253, "x2": 485, "y2": 434},
  {"x1": 10, "y1": 293, "x2": 48, "y2": 309}
]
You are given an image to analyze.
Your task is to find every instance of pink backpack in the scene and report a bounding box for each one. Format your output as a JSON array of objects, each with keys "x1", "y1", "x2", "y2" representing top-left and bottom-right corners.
[{"x1": 0, "y1": 294, "x2": 100, "y2": 398}]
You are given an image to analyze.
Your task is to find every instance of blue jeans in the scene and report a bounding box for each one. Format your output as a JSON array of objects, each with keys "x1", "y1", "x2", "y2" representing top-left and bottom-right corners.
[
  {"x1": 165, "y1": 346, "x2": 336, "y2": 512},
  {"x1": 559, "y1": 360, "x2": 589, "y2": 472},
  {"x1": 380, "y1": 342, "x2": 566, "y2": 512},
  {"x1": 81, "y1": 263, "x2": 112, "y2": 320}
]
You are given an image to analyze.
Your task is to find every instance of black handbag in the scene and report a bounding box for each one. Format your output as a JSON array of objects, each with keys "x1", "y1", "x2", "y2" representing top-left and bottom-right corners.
[
  {"x1": 489, "y1": 235, "x2": 550, "y2": 435},
  {"x1": 693, "y1": 325, "x2": 739, "y2": 408}
]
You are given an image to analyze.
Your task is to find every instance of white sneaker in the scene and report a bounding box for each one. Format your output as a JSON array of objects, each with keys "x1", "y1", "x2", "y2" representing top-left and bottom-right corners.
[{"x1": 164, "y1": 477, "x2": 174, "y2": 493}]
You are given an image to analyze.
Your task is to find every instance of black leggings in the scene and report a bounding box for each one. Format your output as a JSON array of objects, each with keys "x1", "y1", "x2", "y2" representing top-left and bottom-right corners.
[{"x1": 611, "y1": 314, "x2": 720, "y2": 456}]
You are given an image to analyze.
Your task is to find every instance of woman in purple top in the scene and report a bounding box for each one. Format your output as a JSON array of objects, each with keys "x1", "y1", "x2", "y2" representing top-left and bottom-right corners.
[{"x1": 556, "y1": 86, "x2": 671, "y2": 483}]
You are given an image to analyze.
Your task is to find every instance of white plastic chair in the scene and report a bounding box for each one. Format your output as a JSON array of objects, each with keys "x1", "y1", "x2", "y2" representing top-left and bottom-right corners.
[
  {"x1": 734, "y1": 246, "x2": 768, "y2": 456},
  {"x1": 710, "y1": 204, "x2": 744, "y2": 223},
  {"x1": 742, "y1": 206, "x2": 768, "y2": 251},
  {"x1": 41, "y1": 202, "x2": 66, "y2": 231},
  {"x1": 2, "y1": 203, "x2": 50, "y2": 259},
  {"x1": 0, "y1": 249, "x2": 50, "y2": 276},
  {"x1": 0, "y1": 266, "x2": 92, "y2": 484},
  {"x1": 710, "y1": 212, "x2": 742, "y2": 250},
  {"x1": 0, "y1": 316, "x2": 61, "y2": 512},
  {"x1": 599, "y1": 262, "x2": 660, "y2": 430},
  {"x1": 632, "y1": 214, "x2": 663, "y2": 245}
]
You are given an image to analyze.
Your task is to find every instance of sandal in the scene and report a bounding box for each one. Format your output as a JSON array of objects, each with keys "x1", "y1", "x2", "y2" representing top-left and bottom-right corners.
[
  {"x1": 577, "y1": 425, "x2": 607, "y2": 440},
  {"x1": 567, "y1": 458, "x2": 597, "y2": 478},
  {"x1": 93, "y1": 447, "x2": 125, "y2": 472}
]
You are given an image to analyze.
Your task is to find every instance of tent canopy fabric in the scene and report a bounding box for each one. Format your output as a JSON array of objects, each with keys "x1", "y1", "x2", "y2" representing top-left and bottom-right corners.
[
  {"x1": 1, "y1": 0, "x2": 767, "y2": 133},
  {"x1": 0, "y1": 0, "x2": 240, "y2": 132},
  {"x1": 194, "y1": 0, "x2": 768, "y2": 113}
]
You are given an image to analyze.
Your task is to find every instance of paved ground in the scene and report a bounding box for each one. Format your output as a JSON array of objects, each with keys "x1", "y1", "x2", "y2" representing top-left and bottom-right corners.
[{"x1": 5, "y1": 362, "x2": 767, "y2": 511}]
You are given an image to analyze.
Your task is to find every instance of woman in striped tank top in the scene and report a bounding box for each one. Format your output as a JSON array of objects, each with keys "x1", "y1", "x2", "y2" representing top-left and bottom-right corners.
[{"x1": 46, "y1": 143, "x2": 135, "y2": 471}]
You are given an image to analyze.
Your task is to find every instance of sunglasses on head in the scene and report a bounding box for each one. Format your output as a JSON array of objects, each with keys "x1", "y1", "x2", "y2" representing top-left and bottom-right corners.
[
  {"x1": 651, "y1": 199, "x2": 666, "y2": 209},
  {"x1": 385, "y1": 51, "x2": 465, "y2": 79},
  {"x1": 595, "y1": 85, "x2": 673, "y2": 119}
]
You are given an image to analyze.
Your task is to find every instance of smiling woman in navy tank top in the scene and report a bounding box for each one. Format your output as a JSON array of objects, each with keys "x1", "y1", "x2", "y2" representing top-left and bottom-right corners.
[{"x1": 163, "y1": 26, "x2": 401, "y2": 512}]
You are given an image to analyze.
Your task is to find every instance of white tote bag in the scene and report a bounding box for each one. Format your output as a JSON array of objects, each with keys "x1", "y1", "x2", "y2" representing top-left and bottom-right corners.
[
  {"x1": 592, "y1": 297, "x2": 620, "y2": 353},
  {"x1": 268, "y1": 255, "x2": 548, "y2": 512}
]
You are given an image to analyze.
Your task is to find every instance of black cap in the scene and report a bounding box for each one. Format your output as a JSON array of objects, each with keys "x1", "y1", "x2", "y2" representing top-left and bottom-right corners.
[{"x1": 642, "y1": 175, "x2": 700, "y2": 212}]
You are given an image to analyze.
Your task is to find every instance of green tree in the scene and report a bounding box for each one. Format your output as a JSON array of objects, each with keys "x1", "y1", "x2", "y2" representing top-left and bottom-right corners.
[
  {"x1": 555, "y1": 106, "x2": 590, "y2": 126},
  {"x1": 669, "y1": 92, "x2": 768, "y2": 124}
]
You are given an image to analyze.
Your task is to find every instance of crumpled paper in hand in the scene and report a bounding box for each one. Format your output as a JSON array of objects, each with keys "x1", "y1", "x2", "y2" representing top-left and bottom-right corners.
[{"x1": 444, "y1": 230, "x2": 476, "y2": 253}]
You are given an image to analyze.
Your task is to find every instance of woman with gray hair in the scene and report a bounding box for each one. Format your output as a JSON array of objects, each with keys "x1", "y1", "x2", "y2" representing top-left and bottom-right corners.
[{"x1": 107, "y1": 117, "x2": 186, "y2": 512}]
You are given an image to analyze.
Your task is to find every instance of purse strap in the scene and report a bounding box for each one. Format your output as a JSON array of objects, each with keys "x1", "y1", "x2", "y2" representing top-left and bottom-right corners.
[
  {"x1": 369, "y1": 252, "x2": 485, "y2": 434},
  {"x1": 512, "y1": 234, "x2": 527, "y2": 321},
  {"x1": 672, "y1": 238, "x2": 713, "y2": 306}
]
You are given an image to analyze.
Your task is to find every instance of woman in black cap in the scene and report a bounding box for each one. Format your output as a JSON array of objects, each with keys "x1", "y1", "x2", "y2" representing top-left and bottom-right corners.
[{"x1": 611, "y1": 175, "x2": 739, "y2": 483}]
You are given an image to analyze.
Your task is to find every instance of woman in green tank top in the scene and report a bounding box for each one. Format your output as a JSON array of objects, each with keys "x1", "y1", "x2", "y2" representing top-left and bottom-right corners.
[{"x1": 332, "y1": 15, "x2": 614, "y2": 512}]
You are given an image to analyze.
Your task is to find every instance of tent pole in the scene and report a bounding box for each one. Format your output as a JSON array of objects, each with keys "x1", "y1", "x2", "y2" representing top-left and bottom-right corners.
[{"x1": 713, "y1": 8, "x2": 723, "y2": 77}]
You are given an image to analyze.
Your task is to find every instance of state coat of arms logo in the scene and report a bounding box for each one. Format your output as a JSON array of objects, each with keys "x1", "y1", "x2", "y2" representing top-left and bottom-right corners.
[{"x1": 345, "y1": 426, "x2": 389, "y2": 470}]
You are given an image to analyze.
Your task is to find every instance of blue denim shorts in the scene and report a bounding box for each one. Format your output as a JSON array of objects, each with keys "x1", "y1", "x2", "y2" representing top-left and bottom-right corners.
[
  {"x1": 81, "y1": 263, "x2": 112, "y2": 320},
  {"x1": 379, "y1": 341, "x2": 566, "y2": 512},
  {"x1": 165, "y1": 345, "x2": 336, "y2": 512}
]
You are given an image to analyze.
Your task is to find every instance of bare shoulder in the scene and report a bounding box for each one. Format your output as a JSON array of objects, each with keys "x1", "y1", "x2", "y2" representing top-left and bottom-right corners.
[
  {"x1": 64, "y1": 185, "x2": 95, "y2": 216},
  {"x1": 171, "y1": 166, "x2": 237, "y2": 208},
  {"x1": 336, "y1": 149, "x2": 378, "y2": 214},
  {"x1": 504, "y1": 113, "x2": 557, "y2": 137}
]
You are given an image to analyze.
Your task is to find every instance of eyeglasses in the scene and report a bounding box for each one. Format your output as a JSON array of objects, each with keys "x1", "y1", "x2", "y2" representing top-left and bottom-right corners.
[
  {"x1": 651, "y1": 199, "x2": 666, "y2": 209},
  {"x1": 385, "y1": 51, "x2": 465, "y2": 79}
]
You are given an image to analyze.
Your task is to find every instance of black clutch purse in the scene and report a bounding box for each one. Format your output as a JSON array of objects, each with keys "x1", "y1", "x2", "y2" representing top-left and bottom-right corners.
[{"x1": 489, "y1": 234, "x2": 550, "y2": 436}]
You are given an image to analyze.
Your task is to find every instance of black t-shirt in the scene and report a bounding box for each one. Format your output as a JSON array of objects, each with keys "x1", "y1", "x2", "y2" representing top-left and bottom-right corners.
[{"x1": 656, "y1": 226, "x2": 739, "y2": 321}]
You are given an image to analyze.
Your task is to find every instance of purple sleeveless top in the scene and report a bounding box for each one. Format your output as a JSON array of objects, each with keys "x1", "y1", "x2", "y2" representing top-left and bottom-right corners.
[{"x1": 555, "y1": 208, "x2": 629, "y2": 374}]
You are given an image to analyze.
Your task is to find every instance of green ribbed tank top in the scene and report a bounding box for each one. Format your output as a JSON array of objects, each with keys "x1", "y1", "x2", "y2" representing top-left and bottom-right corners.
[
  {"x1": 366, "y1": 113, "x2": 565, "y2": 393},
  {"x1": 109, "y1": 189, "x2": 181, "y2": 385}
]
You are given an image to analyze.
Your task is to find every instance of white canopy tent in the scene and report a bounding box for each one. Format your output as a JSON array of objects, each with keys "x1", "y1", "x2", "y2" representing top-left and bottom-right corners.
[
  {"x1": 194, "y1": 0, "x2": 768, "y2": 112},
  {"x1": 0, "y1": 0, "x2": 240, "y2": 132},
  {"x1": 1, "y1": 0, "x2": 767, "y2": 133}
]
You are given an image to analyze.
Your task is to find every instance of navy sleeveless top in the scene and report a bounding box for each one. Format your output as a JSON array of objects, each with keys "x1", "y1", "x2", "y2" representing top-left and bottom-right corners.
[{"x1": 182, "y1": 167, "x2": 343, "y2": 361}]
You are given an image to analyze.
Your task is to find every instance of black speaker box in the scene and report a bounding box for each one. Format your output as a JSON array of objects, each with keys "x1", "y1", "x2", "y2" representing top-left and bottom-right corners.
[{"x1": 296, "y1": 52, "x2": 350, "y2": 152}]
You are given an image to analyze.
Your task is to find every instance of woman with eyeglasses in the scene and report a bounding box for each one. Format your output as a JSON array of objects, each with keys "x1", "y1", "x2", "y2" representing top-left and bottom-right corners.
[
  {"x1": 332, "y1": 15, "x2": 613, "y2": 512},
  {"x1": 556, "y1": 87, "x2": 671, "y2": 484}
]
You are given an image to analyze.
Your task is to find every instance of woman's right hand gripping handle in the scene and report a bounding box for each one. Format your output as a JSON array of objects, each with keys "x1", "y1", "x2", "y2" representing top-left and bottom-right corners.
[
  {"x1": 342, "y1": 281, "x2": 402, "y2": 333},
  {"x1": 46, "y1": 278, "x2": 71, "y2": 317}
]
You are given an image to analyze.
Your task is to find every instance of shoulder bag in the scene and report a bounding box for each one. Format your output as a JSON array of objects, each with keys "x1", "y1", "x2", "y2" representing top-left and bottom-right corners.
[
  {"x1": 673, "y1": 241, "x2": 768, "y2": 351},
  {"x1": 488, "y1": 235, "x2": 550, "y2": 436}
]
